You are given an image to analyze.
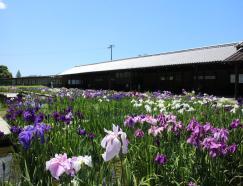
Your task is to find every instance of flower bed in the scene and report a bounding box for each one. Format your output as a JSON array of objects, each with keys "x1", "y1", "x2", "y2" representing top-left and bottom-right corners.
[{"x1": 0, "y1": 88, "x2": 242, "y2": 185}]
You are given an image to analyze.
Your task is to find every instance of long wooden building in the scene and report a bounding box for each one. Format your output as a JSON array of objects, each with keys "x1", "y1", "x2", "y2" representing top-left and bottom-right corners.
[
  {"x1": 0, "y1": 76, "x2": 62, "y2": 87},
  {"x1": 1, "y1": 42, "x2": 242, "y2": 97},
  {"x1": 59, "y1": 42, "x2": 243, "y2": 97}
]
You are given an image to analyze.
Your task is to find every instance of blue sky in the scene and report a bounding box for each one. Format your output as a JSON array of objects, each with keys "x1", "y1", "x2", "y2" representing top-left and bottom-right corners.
[{"x1": 0, "y1": 0, "x2": 243, "y2": 77}]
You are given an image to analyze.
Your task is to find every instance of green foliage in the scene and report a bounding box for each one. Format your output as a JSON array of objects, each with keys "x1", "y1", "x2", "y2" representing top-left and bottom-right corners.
[{"x1": 0, "y1": 65, "x2": 12, "y2": 79}]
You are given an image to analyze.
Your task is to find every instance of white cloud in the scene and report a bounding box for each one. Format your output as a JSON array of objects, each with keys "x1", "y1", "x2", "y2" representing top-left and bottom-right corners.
[{"x1": 0, "y1": 1, "x2": 7, "y2": 10}]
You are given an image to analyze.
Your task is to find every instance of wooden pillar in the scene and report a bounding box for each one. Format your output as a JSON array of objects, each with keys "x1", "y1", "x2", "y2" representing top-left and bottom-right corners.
[
  {"x1": 234, "y1": 62, "x2": 239, "y2": 99},
  {"x1": 129, "y1": 70, "x2": 132, "y2": 91},
  {"x1": 193, "y1": 65, "x2": 198, "y2": 92},
  {"x1": 108, "y1": 73, "x2": 111, "y2": 90}
]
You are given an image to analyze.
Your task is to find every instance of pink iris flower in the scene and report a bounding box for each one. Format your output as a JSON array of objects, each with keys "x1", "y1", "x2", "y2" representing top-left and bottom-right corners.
[
  {"x1": 148, "y1": 126, "x2": 165, "y2": 136},
  {"x1": 46, "y1": 153, "x2": 71, "y2": 180},
  {"x1": 101, "y1": 124, "x2": 128, "y2": 161},
  {"x1": 46, "y1": 153, "x2": 92, "y2": 180}
]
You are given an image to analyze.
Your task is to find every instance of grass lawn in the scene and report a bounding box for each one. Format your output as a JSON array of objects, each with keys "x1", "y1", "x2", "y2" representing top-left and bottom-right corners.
[
  {"x1": 0, "y1": 106, "x2": 6, "y2": 118},
  {"x1": 0, "y1": 109, "x2": 6, "y2": 118}
]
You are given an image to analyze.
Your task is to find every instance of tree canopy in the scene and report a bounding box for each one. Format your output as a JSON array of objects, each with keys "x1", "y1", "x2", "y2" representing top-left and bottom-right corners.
[
  {"x1": 16, "y1": 70, "x2": 22, "y2": 78},
  {"x1": 0, "y1": 65, "x2": 13, "y2": 79}
]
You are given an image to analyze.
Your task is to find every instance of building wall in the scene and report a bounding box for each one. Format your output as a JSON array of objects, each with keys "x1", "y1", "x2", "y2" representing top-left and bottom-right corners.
[
  {"x1": 63, "y1": 62, "x2": 243, "y2": 96},
  {"x1": 0, "y1": 76, "x2": 63, "y2": 87}
]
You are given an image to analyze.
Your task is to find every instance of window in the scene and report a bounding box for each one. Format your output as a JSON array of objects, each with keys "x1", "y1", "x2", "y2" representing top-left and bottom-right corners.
[
  {"x1": 230, "y1": 74, "x2": 243, "y2": 83},
  {"x1": 204, "y1": 71, "x2": 216, "y2": 80},
  {"x1": 160, "y1": 75, "x2": 174, "y2": 81},
  {"x1": 160, "y1": 76, "x2": 165, "y2": 80},
  {"x1": 115, "y1": 72, "x2": 131, "y2": 79},
  {"x1": 198, "y1": 76, "x2": 203, "y2": 80},
  {"x1": 205, "y1": 75, "x2": 216, "y2": 80},
  {"x1": 169, "y1": 76, "x2": 174, "y2": 80},
  {"x1": 76, "y1": 80, "x2": 80, "y2": 84},
  {"x1": 69, "y1": 79, "x2": 81, "y2": 85},
  {"x1": 71, "y1": 80, "x2": 75, "y2": 85},
  {"x1": 194, "y1": 75, "x2": 215, "y2": 80}
]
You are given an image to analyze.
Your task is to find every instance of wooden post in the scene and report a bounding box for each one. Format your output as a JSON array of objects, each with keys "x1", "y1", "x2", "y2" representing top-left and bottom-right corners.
[
  {"x1": 108, "y1": 73, "x2": 111, "y2": 90},
  {"x1": 193, "y1": 65, "x2": 198, "y2": 92},
  {"x1": 129, "y1": 70, "x2": 132, "y2": 91},
  {"x1": 234, "y1": 62, "x2": 239, "y2": 99}
]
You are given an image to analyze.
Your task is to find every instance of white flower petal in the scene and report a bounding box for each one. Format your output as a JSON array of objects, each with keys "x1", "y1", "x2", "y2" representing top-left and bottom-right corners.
[
  {"x1": 102, "y1": 138, "x2": 121, "y2": 161},
  {"x1": 82, "y1": 156, "x2": 92, "y2": 167}
]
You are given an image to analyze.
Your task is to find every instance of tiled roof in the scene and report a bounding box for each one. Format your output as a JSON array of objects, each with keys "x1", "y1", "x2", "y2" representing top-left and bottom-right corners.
[
  {"x1": 224, "y1": 46, "x2": 243, "y2": 62},
  {"x1": 59, "y1": 42, "x2": 241, "y2": 75}
]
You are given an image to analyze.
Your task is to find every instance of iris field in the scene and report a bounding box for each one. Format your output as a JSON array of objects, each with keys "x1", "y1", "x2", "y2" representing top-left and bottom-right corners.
[{"x1": 1, "y1": 88, "x2": 243, "y2": 185}]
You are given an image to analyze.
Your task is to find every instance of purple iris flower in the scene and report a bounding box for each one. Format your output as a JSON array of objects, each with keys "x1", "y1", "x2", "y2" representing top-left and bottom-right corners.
[
  {"x1": 154, "y1": 154, "x2": 167, "y2": 165},
  {"x1": 65, "y1": 112, "x2": 73, "y2": 124},
  {"x1": 213, "y1": 128, "x2": 229, "y2": 143},
  {"x1": 5, "y1": 112, "x2": 16, "y2": 122},
  {"x1": 187, "y1": 133, "x2": 201, "y2": 148},
  {"x1": 134, "y1": 129, "x2": 144, "y2": 138},
  {"x1": 186, "y1": 119, "x2": 201, "y2": 132},
  {"x1": 5, "y1": 107, "x2": 17, "y2": 122},
  {"x1": 88, "y1": 133, "x2": 95, "y2": 140},
  {"x1": 18, "y1": 129, "x2": 34, "y2": 149},
  {"x1": 124, "y1": 116, "x2": 136, "y2": 127},
  {"x1": 186, "y1": 119, "x2": 237, "y2": 158},
  {"x1": 171, "y1": 121, "x2": 183, "y2": 135},
  {"x1": 34, "y1": 105, "x2": 40, "y2": 112},
  {"x1": 18, "y1": 123, "x2": 51, "y2": 150},
  {"x1": 35, "y1": 113, "x2": 45, "y2": 123},
  {"x1": 10, "y1": 126, "x2": 23, "y2": 135},
  {"x1": 108, "y1": 93, "x2": 125, "y2": 100},
  {"x1": 60, "y1": 115, "x2": 66, "y2": 122},
  {"x1": 237, "y1": 97, "x2": 243, "y2": 106},
  {"x1": 16, "y1": 110, "x2": 23, "y2": 117},
  {"x1": 230, "y1": 119, "x2": 242, "y2": 129},
  {"x1": 157, "y1": 114, "x2": 167, "y2": 126},
  {"x1": 47, "y1": 97, "x2": 53, "y2": 104},
  {"x1": 23, "y1": 110, "x2": 35, "y2": 123},
  {"x1": 203, "y1": 122, "x2": 213, "y2": 133},
  {"x1": 226, "y1": 144, "x2": 237, "y2": 154},
  {"x1": 34, "y1": 123, "x2": 51, "y2": 143},
  {"x1": 77, "y1": 128, "x2": 86, "y2": 136},
  {"x1": 66, "y1": 106, "x2": 73, "y2": 113},
  {"x1": 52, "y1": 111, "x2": 60, "y2": 122},
  {"x1": 60, "y1": 112, "x2": 73, "y2": 124}
]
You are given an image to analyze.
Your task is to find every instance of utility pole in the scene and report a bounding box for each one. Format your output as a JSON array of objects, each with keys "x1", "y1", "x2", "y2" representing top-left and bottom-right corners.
[{"x1": 108, "y1": 44, "x2": 115, "y2": 61}]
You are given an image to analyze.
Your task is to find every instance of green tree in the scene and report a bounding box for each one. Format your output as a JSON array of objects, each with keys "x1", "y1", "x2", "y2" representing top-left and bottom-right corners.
[
  {"x1": 0, "y1": 65, "x2": 13, "y2": 78},
  {"x1": 16, "y1": 70, "x2": 21, "y2": 78}
]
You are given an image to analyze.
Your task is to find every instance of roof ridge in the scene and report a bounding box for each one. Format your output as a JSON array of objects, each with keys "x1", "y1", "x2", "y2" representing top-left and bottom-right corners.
[{"x1": 73, "y1": 41, "x2": 240, "y2": 68}]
